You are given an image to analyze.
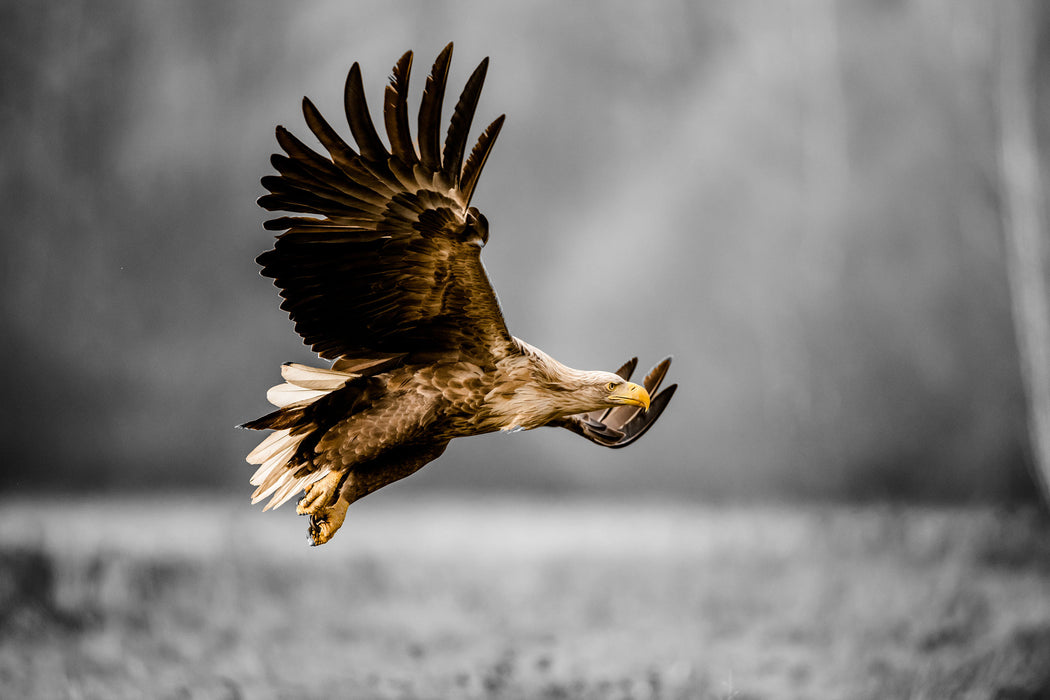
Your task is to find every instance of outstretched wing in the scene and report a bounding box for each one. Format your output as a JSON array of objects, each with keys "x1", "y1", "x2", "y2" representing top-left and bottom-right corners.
[
  {"x1": 554, "y1": 357, "x2": 677, "y2": 448},
  {"x1": 256, "y1": 44, "x2": 513, "y2": 363}
]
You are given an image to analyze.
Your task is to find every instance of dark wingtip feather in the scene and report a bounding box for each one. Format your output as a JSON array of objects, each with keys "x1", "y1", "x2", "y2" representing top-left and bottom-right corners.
[
  {"x1": 257, "y1": 194, "x2": 288, "y2": 211},
  {"x1": 344, "y1": 62, "x2": 389, "y2": 162},
  {"x1": 384, "y1": 50, "x2": 418, "y2": 165},
  {"x1": 262, "y1": 217, "x2": 295, "y2": 231},
  {"x1": 442, "y1": 56, "x2": 490, "y2": 184},
  {"x1": 646, "y1": 384, "x2": 678, "y2": 422},
  {"x1": 643, "y1": 357, "x2": 673, "y2": 395},
  {"x1": 615, "y1": 357, "x2": 639, "y2": 381},
  {"x1": 240, "y1": 410, "x2": 282, "y2": 431},
  {"x1": 418, "y1": 44, "x2": 453, "y2": 171},
  {"x1": 255, "y1": 249, "x2": 278, "y2": 267},
  {"x1": 274, "y1": 125, "x2": 345, "y2": 182},
  {"x1": 260, "y1": 174, "x2": 284, "y2": 193},
  {"x1": 302, "y1": 96, "x2": 357, "y2": 166},
  {"x1": 460, "y1": 114, "x2": 505, "y2": 207},
  {"x1": 390, "y1": 50, "x2": 413, "y2": 84},
  {"x1": 609, "y1": 384, "x2": 678, "y2": 449}
]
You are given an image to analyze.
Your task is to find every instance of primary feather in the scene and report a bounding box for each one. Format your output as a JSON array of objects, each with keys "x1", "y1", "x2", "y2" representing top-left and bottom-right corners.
[{"x1": 244, "y1": 44, "x2": 677, "y2": 545}]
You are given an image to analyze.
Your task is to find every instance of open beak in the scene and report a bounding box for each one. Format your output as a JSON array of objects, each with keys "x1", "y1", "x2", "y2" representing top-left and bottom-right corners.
[{"x1": 608, "y1": 381, "x2": 651, "y2": 410}]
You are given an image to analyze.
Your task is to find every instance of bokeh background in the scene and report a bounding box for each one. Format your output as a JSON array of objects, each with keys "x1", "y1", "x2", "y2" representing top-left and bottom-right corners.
[
  {"x1": 3, "y1": 0, "x2": 1048, "y2": 504},
  {"x1": 6, "y1": 4, "x2": 1050, "y2": 698}
]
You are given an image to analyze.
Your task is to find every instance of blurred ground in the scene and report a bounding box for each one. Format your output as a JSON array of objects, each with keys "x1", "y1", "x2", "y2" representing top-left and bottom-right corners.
[{"x1": 1, "y1": 495, "x2": 1048, "y2": 699}]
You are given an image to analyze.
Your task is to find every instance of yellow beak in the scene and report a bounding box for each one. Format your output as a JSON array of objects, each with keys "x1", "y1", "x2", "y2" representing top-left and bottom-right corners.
[{"x1": 608, "y1": 381, "x2": 651, "y2": 410}]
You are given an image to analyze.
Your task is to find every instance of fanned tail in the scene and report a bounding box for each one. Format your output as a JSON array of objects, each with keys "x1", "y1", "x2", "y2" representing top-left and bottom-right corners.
[
  {"x1": 240, "y1": 356, "x2": 406, "y2": 511},
  {"x1": 241, "y1": 362, "x2": 353, "y2": 510}
]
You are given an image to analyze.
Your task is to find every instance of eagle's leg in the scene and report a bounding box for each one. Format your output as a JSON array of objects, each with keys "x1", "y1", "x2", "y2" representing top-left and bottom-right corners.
[
  {"x1": 296, "y1": 469, "x2": 346, "y2": 516},
  {"x1": 307, "y1": 495, "x2": 350, "y2": 546},
  {"x1": 306, "y1": 470, "x2": 361, "y2": 546},
  {"x1": 301, "y1": 443, "x2": 452, "y2": 546}
]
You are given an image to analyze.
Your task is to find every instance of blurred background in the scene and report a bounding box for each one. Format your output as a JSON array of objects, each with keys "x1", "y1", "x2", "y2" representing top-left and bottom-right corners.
[{"x1": 3, "y1": 0, "x2": 1048, "y2": 504}]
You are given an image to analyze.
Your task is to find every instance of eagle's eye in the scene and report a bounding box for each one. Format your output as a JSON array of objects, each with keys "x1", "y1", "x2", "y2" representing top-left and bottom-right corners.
[{"x1": 605, "y1": 381, "x2": 617, "y2": 392}]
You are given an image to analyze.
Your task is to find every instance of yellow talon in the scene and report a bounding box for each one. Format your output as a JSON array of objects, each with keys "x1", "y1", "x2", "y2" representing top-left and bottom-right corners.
[{"x1": 308, "y1": 496, "x2": 350, "y2": 546}]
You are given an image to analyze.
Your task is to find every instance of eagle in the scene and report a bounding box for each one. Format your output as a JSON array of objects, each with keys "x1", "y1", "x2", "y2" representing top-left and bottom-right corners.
[{"x1": 243, "y1": 44, "x2": 677, "y2": 546}]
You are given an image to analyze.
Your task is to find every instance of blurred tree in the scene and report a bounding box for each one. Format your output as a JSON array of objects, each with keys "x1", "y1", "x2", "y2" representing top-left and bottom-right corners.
[{"x1": 997, "y1": 1, "x2": 1050, "y2": 507}]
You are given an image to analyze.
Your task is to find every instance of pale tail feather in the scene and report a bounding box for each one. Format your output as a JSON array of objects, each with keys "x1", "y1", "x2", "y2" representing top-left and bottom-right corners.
[
  {"x1": 266, "y1": 383, "x2": 332, "y2": 408},
  {"x1": 249, "y1": 451, "x2": 295, "y2": 490},
  {"x1": 280, "y1": 362, "x2": 355, "y2": 390},
  {"x1": 249, "y1": 441, "x2": 302, "y2": 496},
  {"x1": 247, "y1": 361, "x2": 359, "y2": 511},
  {"x1": 251, "y1": 464, "x2": 289, "y2": 504},
  {"x1": 247, "y1": 428, "x2": 294, "y2": 465},
  {"x1": 263, "y1": 467, "x2": 332, "y2": 512},
  {"x1": 263, "y1": 475, "x2": 301, "y2": 512}
]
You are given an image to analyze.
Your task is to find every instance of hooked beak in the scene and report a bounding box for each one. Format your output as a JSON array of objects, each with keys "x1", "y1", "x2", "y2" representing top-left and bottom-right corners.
[{"x1": 608, "y1": 381, "x2": 651, "y2": 410}]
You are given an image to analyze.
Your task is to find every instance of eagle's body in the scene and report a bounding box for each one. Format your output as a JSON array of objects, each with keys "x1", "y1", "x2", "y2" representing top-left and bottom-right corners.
[{"x1": 245, "y1": 45, "x2": 676, "y2": 545}]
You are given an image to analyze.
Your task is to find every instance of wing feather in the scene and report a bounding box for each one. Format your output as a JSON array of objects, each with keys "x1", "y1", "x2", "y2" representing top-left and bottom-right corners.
[
  {"x1": 274, "y1": 126, "x2": 344, "y2": 183},
  {"x1": 302, "y1": 97, "x2": 358, "y2": 169},
  {"x1": 418, "y1": 44, "x2": 452, "y2": 172},
  {"x1": 268, "y1": 154, "x2": 388, "y2": 210},
  {"x1": 384, "y1": 51, "x2": 419, "y2": 166},
  {"x1": 461, "y1": 115, "x2": 505, "y2": 207},
  {"x1": 442, "y1": 57, "x2": 489, "y2": 188},
  {"x1": 344, "y1": 63, "x2": 389, "y2": 163},
  {"x1": 257, "y1": 45, "x2": 511, "y2": 362}
]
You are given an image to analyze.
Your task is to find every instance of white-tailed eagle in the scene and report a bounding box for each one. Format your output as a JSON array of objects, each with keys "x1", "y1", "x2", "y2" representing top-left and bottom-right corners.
[{"x1": 243, "y1": 45, "x2": 677, "y2": 545}]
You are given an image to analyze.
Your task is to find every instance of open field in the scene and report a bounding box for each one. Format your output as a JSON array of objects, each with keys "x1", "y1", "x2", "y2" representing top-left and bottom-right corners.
[{"x1": 1, "y1": 496, "x2": 1049, "y2": 699}]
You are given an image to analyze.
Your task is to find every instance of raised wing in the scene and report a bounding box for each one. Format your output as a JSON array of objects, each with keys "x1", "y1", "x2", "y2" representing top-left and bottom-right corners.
[
  {"x1": 256, "y1": 44, "x2": 513, "y2": 363},
  {"x1": 554, "y1": 357, "x2": 677, "y2": 448}
]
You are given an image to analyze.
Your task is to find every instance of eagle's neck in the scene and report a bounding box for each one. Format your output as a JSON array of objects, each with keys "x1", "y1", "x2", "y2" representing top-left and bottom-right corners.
[{"x1": 481, "y1": 338, "x2": 599, "y2": 431}]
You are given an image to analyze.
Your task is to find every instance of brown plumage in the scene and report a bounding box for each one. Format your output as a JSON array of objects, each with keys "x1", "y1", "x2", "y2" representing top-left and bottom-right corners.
[{"x1": 243, "y1": 44, "x2": 677, "y2": 545}]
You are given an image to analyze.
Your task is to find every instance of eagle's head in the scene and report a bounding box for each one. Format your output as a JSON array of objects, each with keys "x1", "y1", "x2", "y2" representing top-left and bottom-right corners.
[
  {"x1": 535, "y1": 370, "x2": 651, "y2": 420},
  {"x1": 577, "y1": 371, "x2": 651, "y2": 413},
  {"x1": 498, "y1": 340, "x2": 653, "y2": 429}
]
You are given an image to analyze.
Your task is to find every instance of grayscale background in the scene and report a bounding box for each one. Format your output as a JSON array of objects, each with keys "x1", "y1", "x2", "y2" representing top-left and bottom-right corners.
[
  {"x1": 3, "y1": 2, "x2": 1050, "y2": 698},
  {"x1": 2, "y1": 1, "x2": 1041, "y2": 501}
]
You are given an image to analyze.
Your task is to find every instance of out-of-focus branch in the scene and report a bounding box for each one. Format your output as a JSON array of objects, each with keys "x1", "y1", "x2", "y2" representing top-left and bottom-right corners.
[{"x1": 997, "y1": 1, "x2": 1050, "y2": 507}]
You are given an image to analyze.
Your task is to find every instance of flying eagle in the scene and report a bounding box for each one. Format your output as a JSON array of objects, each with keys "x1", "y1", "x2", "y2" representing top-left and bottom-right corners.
[{"x1": 243, "y1": 45, "x2": 677, "y2": 546}]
